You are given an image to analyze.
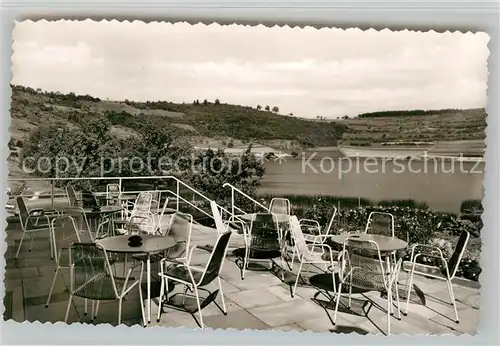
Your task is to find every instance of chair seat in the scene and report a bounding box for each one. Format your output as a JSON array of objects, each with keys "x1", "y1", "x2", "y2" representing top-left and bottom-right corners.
[
  {"x1": 73, "y1": 272, "x2": 131, "y2": 300},
  {"x1": 25, "y1": 222, "x2": 52, "y2": 231},
  {"x1": 402, "y1": 261, "x2": 447, "y2": 279},
  {"x1": 164, "y1": 263, "x2": 203, "y2": 284},
  {"x1": 303, "y1": 249, "x2": 339, "y2": 263},
  {"x1": 346, "y1": 267, "x2": 391, "y2": 292},
  {"x1": 233, "y1": 247, "x2": 282, "y2": 260}
]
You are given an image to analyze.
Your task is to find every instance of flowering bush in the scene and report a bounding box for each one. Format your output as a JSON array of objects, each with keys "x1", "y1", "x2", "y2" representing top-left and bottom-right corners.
[{"x1": 292, "y1": 200, "x2": 482, "y2": 282}]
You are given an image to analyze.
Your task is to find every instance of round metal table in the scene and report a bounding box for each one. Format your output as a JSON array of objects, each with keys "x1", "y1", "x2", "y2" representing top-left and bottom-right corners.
[
  {"x1": 96, "y1": 234, "x2": 176, "y2": 325},
  {"x1": 83, "y1": 206, "x2": 124, "y2": 236},
  {"x1": 329, "y1": 233, "x2": 407, "y2": 253},
  {"x1": 83, "y1": 205, "x2": 124, "y2": 217}
]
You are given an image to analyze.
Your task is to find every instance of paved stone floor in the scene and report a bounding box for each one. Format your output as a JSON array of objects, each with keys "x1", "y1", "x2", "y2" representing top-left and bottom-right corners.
[{"x1": 3, "y1": 215, "x2": 480, "y2": 335}]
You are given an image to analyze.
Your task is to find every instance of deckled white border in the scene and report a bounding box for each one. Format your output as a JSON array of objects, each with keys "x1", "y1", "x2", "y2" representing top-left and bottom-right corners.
[{"x1": 2, "y1": 1, "x2": 498, "y2": 345}]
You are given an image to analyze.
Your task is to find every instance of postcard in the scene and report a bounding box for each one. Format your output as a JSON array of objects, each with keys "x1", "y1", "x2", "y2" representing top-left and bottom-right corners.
[{"x1": 5, "y1": 20, "x2": 488, "y2": 335}]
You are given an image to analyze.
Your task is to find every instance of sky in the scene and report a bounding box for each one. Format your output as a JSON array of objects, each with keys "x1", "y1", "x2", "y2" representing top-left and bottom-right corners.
[{"x1": 12, "y1": 20, "x2": 490, "y2": 118}]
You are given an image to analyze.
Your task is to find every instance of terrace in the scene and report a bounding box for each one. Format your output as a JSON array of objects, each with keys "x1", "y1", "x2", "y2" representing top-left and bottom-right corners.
[{"x1": 4, "y1": 206, "x2": 479, "y2": 335}]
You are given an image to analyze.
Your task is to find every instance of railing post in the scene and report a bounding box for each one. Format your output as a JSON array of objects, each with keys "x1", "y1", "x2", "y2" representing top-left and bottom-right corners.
[
  {"x1": 176, "y1": 180, "x2": 180, "y2": 211},
  {"x1": 50, "y1": 179, "x2": 55, "y2": 210},
  {"x1": 231, "y1": 188, "x2": 235, "y2": 217}
]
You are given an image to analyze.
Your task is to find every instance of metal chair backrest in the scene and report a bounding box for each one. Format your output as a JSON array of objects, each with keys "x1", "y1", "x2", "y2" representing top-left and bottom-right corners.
[
  {"x1": 68, "y1": 242, "x2": 119, "y2": 300},
  {"x1": 51, "y1": 216, "x2": 86, "y2": 248},
  {"x1": 447, "y1": 230, "x2": 470, "y2": 279},
  {"x1": 248, "y1": 213, "x2": 280, "y2": 251},
  {"x1": 131, "y1": 192, "x2": 153, "y2": 218},
  {"x1": 165, "y1": 212, "x2": 193, "y2": 262},
  {"x1": 60, "y1": 207, "x2": 93, "y2": 242},
  {"x1": 269, "y1": 198, "x2": 291, "y2": 215},
  {"x1": 106, "y1": 184, "x2": 121, "y2": 205},
  {"x1": 289, "y1": 215, "x2": 309, "y2": 256},
  {"x1": 210, "y1": 200, "x2": 227, "y2": 234},
  {"x1": 154, "y1": 197, "x2": 170, "y2": 235},
  {"x1": 364, "y1": 211, "x2": 395, "y2": 237},
  {"x1": 340, "y1": 236, "x2": 388, "y2": 288},
  {"x1": 16, "y1": 196, "x2": 31, "y2": 228},
  {"x1": 66, "y1": 185, "x2": 80, "y2": 207},
  {"x1": 198, "y1": 231, "x2": 232, "y2": 287},
  {"x1": 323, "y1": 206, "x2": 338, "y2": 237}
]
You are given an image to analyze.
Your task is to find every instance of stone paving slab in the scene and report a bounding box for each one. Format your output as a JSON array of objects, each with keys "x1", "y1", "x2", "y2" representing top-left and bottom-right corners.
[{"x1": 3, "y1": 219, "x2": 480, "y2": 335}]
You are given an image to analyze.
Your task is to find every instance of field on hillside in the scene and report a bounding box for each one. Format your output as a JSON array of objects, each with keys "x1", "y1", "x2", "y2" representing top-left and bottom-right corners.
[{"x1": 337, "y1": 108, "x2": 486, "y2": 145}]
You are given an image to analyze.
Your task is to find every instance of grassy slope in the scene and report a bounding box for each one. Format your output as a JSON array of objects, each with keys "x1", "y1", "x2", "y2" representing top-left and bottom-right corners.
[
  {"x1": 9, "y1": 85, "x2": 486, "y2": 154},
  {"x1": 338, "y1": 108, "x2": 486, "y2": 146}
]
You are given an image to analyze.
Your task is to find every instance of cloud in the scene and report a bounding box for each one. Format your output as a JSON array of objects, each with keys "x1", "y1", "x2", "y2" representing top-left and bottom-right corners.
[{"x1": 11, "y1": 21, "x2": 489, "y2": 118}]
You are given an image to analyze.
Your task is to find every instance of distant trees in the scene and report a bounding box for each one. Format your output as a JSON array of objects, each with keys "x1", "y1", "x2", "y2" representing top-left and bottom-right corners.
[
  {"x1": 265, "y1": 105, "x2": 270, "y2": 111},
  {"x1": 272, "y1": 106, "x2": 279, "y2": 113},
  {"x1": 256, "y1": 105, "x2": 262, "y2": 110},
  {"x1": 215, "y1": 98, "x2": 220, "y2": 105},
  {"x1": 358, "y1": 109, "x2": 460, "y2": 118},
  {"x1": 203, "y1": 99, "x2": 208, "y2": 106}
]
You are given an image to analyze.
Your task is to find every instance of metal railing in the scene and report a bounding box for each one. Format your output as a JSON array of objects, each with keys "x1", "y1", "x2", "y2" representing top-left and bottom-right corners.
[
  {"x1": 222, "y1": 183, "x2": 269, "y2": 216},
  {"x1": 7, "y1": 175, "x2": 236, "y2": 225}
]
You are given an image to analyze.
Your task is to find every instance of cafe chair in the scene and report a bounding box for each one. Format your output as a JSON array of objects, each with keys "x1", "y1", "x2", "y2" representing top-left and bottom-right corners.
[
  {"x1": 288, "y1": 216, "x2": 338, "y2": 298},
  {"x1": 64, "y1": 242, "x2": 144, "y2": 325},
  {"x1": 60, "y1": 206, "x2": 110, "y2": 241},
  {"x1": 15, "y1": 196, "x2": 58, "y2": 259},
  {"x1": 156, "y1": 230, "x2": 232, "y2": 329},
  {"x1": 233, "y1": 212, "x2": 286, "y2": 280},
  {"x1": 332, "y1": 236, "x2": 402, "y2": 336},
  {"x1": 299, "y1": 206, "x2": 338, "y2": 244},
  {"x1": 114, "y1": 192, "x2": 154, "y2": 234},
  {"x1": 364, "y1": 211, "x2": 395, "y2": 237},
  {"x1": 46, "y1": 216, "x2": 94, "y2": 308},
  {"x1": 402, "y1": 230, "x2": 470, "y2": 324},
  {"x1": 66, "y1": 184, "x2": 80, "y2": 207},
  {"x1": 269, "y1": 197, "x2": 291, "y2": 215},
  {"x1": 106, "y1": 184, "x2": 121, "y2": 206}
]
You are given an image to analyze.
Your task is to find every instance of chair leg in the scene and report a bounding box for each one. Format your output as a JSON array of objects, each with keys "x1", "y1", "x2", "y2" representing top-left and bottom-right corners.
[
  {"x1": 157, "y1": 272, "x2": 165, "y2": 323},
  {"x1": 29, "y1": 232, "x2": 36, "y2": 252},
  {"x1": 45, "y1": 265, "x2": 60, "y2": 307},
  {"x1": 138, "y1": 264, "x2": 146, "y2": 326},
  {"x1": 193, "y1": 286, "x2": 204, "y2": 329},
  {"x1": 348, "y1": 275, "x2": 353, "y2": 309},
  {"x1": 64, "y1": 294, "x2": 73, "y2": 323},
  {"x1": 331, "y1": 270, "x2": 337, "y2": 295},
  {"x1": 387, "y1": 289, "x2": 392, "y2": 336},
  {"x1": 92, "y1": 302, "x2": 100, "y2": 321},
  {"x1": 218, "y1": 277, "x2": 227, "y2": 315},
  {"x1": 404, "y1": 267, "x2": 416, "y2": 315},
  {"x1": 394, "y1": 281, "x2": 402, "y2": 319},
  {"x1": 242, "y1": 247, "x2": 249, "y2": 280},
  {"x1": 292, "y1": 261, "x2": 304, "y2": 298},
  {"x1": 332, "y1": 281, "x2": 343, "y2": 325},
  {"x1": 279, "y1": 254, "x2": 286, "y2": 281},
  {"x1": 290, "y1": 246, "x2": 296, "y2": 270},
  {"x1": 15, "y1": 231, "x2": 26, "y2": 259},
  {"x1": 446, "y1": 279, "x2": 459, "y2": 323},
  {"x1": 118, "y1": 297, "x2": 123, "y2": 325}
]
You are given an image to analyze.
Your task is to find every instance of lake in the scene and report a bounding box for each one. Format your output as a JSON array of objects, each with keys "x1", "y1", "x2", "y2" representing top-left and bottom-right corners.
[{"x1": 259, "y1": 155, "x2": 484, "y2": 213}]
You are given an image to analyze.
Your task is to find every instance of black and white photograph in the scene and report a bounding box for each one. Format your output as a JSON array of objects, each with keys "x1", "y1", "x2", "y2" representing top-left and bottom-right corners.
[{"x1": 4, "y1": 20, "x2": 488, "y2": 335}]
